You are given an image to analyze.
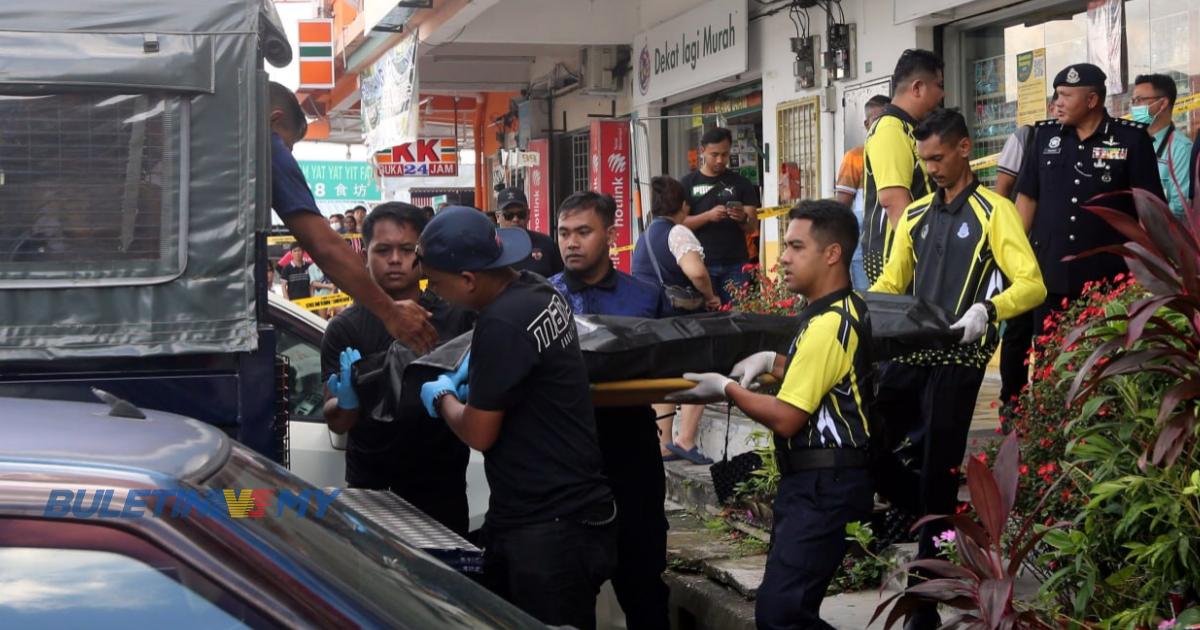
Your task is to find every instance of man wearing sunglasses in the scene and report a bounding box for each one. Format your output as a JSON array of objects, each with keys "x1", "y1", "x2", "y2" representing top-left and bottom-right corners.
[{"x1": 496, "y1": 187, "x2": 564, "y2": 278}]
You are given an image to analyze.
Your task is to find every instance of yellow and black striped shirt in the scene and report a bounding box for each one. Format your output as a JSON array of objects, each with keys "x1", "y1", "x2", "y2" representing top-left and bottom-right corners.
[
  {"x1": 777, "y1": 290, "x2": 871, "y2": 450},
  {"x1": 870, "y1": 180, "x2": 1046, "y2": 368},
  {"x1": 862, "y1": 104, "x2": 934, "y2": 284}
]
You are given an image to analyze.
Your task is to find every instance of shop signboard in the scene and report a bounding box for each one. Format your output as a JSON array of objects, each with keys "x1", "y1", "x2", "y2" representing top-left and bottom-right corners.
[
  {"x1": 526, "y1": 139, "x2": 551, "y2": 235},
  {"x1": 373, "y1": 138, "x2": 459, "y2": 177},
  {"x1": 298, "y1": 161, "x2": 383, "y2": 201},
  {"x1": 1015, "y1": 48, "x2": 1048, "y2": 127},
  {"x1": 589, "y1": 121, "x2": 633, "y2": 272},
  {"x1": 632, "y1": 0, "x2": 748, "y2": 107},
  {"x1": 297, "y1": 19, "x2": 335, "y2": 89}
]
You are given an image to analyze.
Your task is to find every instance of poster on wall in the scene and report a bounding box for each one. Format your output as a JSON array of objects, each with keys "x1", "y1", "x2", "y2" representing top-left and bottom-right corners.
[
  {"x1": 589, "y1": 120, "x2": 633, "y2": 272},
  {"x1": 360, "y1": 33, "x2": 419, "y2": 153},
  {"x1": 1015, "y1": 48, "x2": 1048, "y2": 127},
  {"x1": 526, "y1": 139, "x2": 551, "y2": 235},
  {"x1": 1086, "y1": 0, "x2": 1125, "y2": 96}
]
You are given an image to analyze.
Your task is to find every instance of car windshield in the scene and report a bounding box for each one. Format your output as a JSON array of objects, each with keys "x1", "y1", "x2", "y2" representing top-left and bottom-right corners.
[{"x1": 201, "y1": 446, "x2": 538, "y2": 629}]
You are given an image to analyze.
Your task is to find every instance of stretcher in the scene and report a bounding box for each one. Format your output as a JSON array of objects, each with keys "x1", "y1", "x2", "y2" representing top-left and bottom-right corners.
[{"x1": 333, "y1": 487, "x2": 483, "y2": 574}]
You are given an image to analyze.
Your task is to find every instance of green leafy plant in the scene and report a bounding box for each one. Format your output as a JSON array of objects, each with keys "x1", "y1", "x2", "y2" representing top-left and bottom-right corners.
[
  {"x1": 1030, "y1": 190, "x2": 1200, "y2": 627},
  {"x1": 871, "y1": 433, "x2": 1062, "y2": 629},
  {"x1": 828, "y1": 522, "x2": 893, "y2": 595}
]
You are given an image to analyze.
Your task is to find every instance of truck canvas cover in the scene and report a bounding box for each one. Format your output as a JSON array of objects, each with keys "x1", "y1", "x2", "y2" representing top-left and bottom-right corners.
[{"x1": 0, "y1": 0, "x2": 289, "y2": 360}]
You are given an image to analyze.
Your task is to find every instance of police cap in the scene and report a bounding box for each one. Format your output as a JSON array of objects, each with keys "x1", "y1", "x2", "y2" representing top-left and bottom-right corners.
[{"x1": 1053, "y1": 63, "x2": 1106, "y2": 89}]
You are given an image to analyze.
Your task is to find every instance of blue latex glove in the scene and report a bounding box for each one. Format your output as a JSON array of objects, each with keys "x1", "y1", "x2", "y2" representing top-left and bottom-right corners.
[
  {"x1": 449, "y1": 352, "x2": 471, "y2": 388},
  {"x1": 421, "y1": 374, "x2": 458, "y2": 418},
  {"x1": 456, "y1": 382, "x2": 469, "y2": 404},
  {"x1": 325, "y1": 347, "x2": 362, "y2": 410}
]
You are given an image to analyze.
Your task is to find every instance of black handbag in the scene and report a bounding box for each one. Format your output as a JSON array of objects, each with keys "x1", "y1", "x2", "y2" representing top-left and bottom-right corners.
[
  {"x1": 710, "y1": 405, "x2": 764, "y2": 505},
  {"x1": 644, "y1": 223, "x2": 705, "y2": 313}
]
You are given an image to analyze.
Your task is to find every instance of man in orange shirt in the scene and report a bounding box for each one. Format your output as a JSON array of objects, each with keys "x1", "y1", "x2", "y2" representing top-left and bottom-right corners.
[{"x1": 834, "y1": 94, "x2": 890, "y2": 289}]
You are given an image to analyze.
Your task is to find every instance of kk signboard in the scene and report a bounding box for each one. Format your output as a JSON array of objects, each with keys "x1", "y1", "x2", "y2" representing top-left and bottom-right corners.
[
  {"x1": 373, "y1": 138, "x2": 459, "y2": 177},
  {"x1": 589, "y1": 120, "x2": 633, "y2": 272}
]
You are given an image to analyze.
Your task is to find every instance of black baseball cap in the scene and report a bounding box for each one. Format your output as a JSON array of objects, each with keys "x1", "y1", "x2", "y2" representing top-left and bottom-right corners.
[
  {"x1": 1053, "y1": 63, "x2": 1106, "y2": 89},
  {"x1": 419, "y1": 206, "x2": 531, "y2": 273},
  {"x1": 497, "y1": 187, "x2": 528, "y2": 210}
]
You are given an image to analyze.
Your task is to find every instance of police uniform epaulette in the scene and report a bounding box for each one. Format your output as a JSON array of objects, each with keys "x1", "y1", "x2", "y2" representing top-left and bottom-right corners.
[
  {"x1": 1034, "y1": 118, "x2": 1058, "y2": 127},
  {"x1": 1118, "y1": 118, "x2": 1149, "y2": 129}
]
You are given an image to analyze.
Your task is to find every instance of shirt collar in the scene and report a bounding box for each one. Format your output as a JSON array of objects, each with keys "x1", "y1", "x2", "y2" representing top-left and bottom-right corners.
[
  {"x1": 882, "y1": 103, "x2": 918, "y2": 126},
  {"x1": 562, "y1": 263, "x2": 617, "y2": 292},
  {"x1": 1063, "y1": 110, "x2": 1112, "y2": 143},
  {"x1": 932, "y1": 179, "x2": 980, "y2": 215}
]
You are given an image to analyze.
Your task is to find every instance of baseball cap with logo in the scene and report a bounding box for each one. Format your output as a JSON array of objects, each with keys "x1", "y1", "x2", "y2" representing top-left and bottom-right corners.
[
  {"x1": 418, "y1": 206, "x2": 532, "y2": 273},
  {"x1": 497, "y1": 187, "x2": 528, "y2": 210}
]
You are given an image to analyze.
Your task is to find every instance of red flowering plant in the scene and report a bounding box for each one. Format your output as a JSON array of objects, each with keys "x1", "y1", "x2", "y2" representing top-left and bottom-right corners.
[
  {"x1": 976, "y1": 191, "x2": 1200, "y2": 627},
  {"x1": 980, "y1": 276, "x2": 1146, "y2": 526},
  {"x1": 727, "y1": 263, "x2": 804, "y2": 316},
  {"x1": 1031, "y1": 190, "x2": 1200, "y2": 627}
]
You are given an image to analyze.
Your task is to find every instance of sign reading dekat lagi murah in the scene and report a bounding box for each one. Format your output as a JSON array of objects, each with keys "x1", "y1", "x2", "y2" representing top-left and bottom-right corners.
[{"x1": 633, "y1": 0, "x2": 747, "y2": 106}]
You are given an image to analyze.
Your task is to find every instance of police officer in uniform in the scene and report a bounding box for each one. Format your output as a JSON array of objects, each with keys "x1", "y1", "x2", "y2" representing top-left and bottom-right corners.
[{"x1": 1016, "y1": 63, "x2": 1165, "y2": 331}]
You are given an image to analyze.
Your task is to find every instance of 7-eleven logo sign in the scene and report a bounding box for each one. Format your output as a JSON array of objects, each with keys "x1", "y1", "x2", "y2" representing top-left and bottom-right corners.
[{"x1": 374, "y1": 138, "x2": 458, "y2": 177}]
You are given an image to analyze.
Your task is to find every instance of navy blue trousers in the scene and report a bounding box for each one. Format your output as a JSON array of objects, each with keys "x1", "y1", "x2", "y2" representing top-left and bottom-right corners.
[{"x1": 755, "y1": 467, "x2": 873, "y2": 630}]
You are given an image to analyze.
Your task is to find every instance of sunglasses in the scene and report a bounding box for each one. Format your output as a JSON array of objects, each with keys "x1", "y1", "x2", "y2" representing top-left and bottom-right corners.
[{"x1": 500, "y1": 210, "x2": 529, "y2": 221}]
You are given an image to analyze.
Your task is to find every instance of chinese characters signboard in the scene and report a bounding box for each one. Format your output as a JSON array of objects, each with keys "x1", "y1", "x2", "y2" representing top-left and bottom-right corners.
[{"x1": 298, "y1": 161, "x2": 383, "y2": 201}]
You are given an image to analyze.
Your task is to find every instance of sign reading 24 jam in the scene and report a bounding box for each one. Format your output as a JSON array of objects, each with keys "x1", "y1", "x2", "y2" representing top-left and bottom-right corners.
[{"x1": 633, "y1": 0, "x2": 747, "y2": 106}]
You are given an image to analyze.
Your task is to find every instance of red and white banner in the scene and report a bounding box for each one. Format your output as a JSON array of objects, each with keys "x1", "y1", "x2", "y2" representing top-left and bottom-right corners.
[
  {"x1": 372, "y1": 137, "x2": 458, "y2": 177},
  {"x1": 526, "y1": 139, "x2": 552, "y2": 235},
  {"x1": 589, "y1": 120, "x2": 633, "y2": 272}
]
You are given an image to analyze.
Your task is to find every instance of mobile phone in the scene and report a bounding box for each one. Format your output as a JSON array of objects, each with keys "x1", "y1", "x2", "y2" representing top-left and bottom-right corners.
[{"x1": 726, "y1": 201, "x2": 744, "y2": 210}]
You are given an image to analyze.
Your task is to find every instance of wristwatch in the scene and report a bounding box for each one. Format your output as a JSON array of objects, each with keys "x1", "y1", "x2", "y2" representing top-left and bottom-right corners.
[{"x1": 982, "y1": 300, "x2": 998, "y2": 323}]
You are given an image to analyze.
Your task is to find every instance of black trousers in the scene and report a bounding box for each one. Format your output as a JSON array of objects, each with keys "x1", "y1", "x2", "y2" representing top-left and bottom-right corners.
[
  {"x1": 872, "y1": 362, "x2": 986, "y2": 629},
  {"x1": 755, "y1": 467, "x2": 873, "y2": 630},
  {"x1": 595, "y1": 406, "x2": 671, "y2": 630},
  {"x1": 999, "y1": 311, "x2": 1034, "y2": 405},
  {"x1": 483, "y1": 513, "x2": 618, "y2": 630}
]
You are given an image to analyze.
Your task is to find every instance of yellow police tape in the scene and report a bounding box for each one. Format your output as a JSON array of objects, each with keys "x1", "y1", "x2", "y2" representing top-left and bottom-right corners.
[
  {"x1": 609, "y1": 244, "x2": 636, "y2": 254},
  {"x1": 291, "y1": 292, "x2": 354, "y2": 311},
  {"x1": 267, "y1": 233, "x2": 363, "y2": 246}
]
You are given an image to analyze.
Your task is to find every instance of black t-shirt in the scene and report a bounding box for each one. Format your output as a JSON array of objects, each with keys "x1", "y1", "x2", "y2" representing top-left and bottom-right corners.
[
  {"x1": 280, "y1": 261, "x2": 312, "y2": 300},
  {"x1": 681, "y1": 169, "x2": 761, "y2": 265},
  {"x1": 321, "y1": 293, "x2": 476, "y2": 487},
  {"x1": 468, "y1": 271, "x2": 611, "y2": 528},
  {"x1": 510, "y1": 228, "x2": 564, "y2": 278}
]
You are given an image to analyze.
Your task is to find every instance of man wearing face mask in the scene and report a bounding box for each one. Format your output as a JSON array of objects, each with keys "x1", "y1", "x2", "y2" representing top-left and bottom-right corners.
[
  {"x1": 1016, "y1": 63, "x2": 1165, "y2": 332},
  {"x1": 1131, "y1": 74, "x2": 1192, "y2": 218}
]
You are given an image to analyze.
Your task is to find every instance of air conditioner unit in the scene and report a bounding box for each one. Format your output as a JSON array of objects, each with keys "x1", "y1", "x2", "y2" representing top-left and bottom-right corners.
[
  {"x1": 580, "y1": 46, "x2": 622, "y2": 95},
  {"x1": 517, "y1": 98, "x2": 550, "y2": 147}
]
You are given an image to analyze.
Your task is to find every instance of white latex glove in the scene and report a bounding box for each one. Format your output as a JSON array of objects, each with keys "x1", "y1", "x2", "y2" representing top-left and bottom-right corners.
[
  {"x1": 950, "y1": 302, "x2": 989, "y2": 344},
  {"x1": 665, "y1": 372, "x2": 734, "y2": 403},
  {"x1": 729, "y1": 351, "x2": 777, "y2": 389}
]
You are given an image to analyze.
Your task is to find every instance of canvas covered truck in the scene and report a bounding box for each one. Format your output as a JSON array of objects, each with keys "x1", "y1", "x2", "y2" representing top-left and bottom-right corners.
[{"x1": 0, "y1": 0, "x2": 299, "y2": 463}]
